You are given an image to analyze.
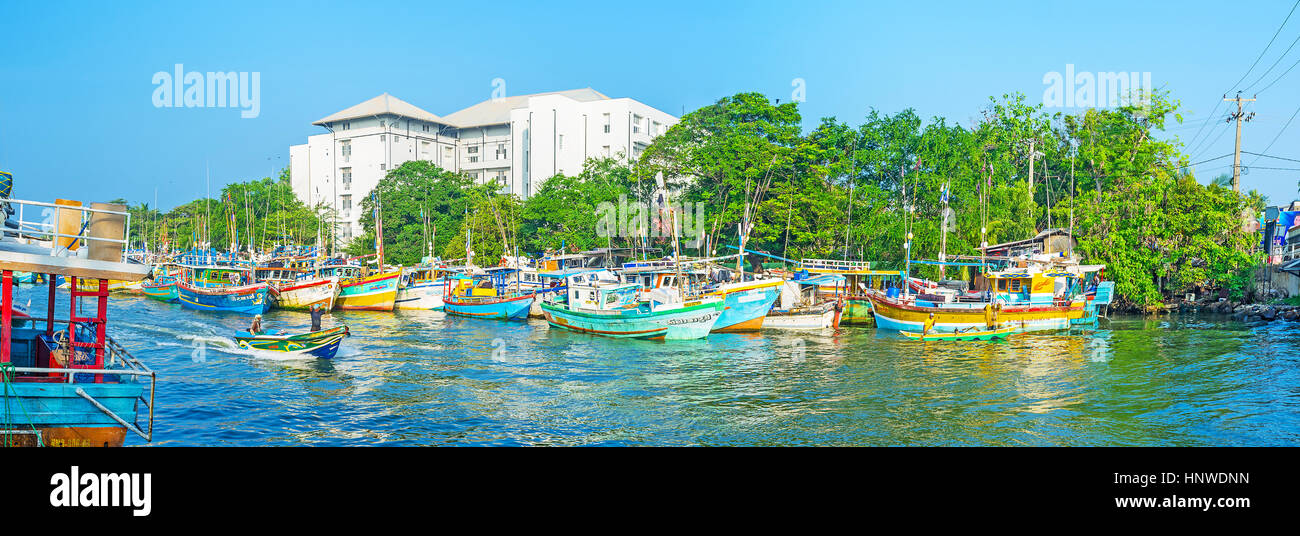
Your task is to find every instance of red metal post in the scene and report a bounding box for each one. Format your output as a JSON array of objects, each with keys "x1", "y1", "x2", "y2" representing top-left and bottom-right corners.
[
  {"x1": 68, "y1": 275, "x2": 77, "y2": 370},
  {"x1": 1, "y1": 270, "x2": 11, "y2": 363},
  {"x1": 95, "y1": 278, "x2": 107, "y2": 382},
  {"x1": 47, "y1": 273, "x2": 56, "y2": 336}
]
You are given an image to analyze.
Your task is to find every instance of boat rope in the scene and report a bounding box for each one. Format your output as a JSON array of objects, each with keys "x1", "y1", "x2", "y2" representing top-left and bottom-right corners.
[{"x1": 1, "y1": 362, "x2": 43, "y2": 447}]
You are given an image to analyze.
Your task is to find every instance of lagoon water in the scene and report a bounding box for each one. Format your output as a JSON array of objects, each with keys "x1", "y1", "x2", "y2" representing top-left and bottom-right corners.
[{"x1": 38, "y1": 288, "x2": 1300, "y2": 446}]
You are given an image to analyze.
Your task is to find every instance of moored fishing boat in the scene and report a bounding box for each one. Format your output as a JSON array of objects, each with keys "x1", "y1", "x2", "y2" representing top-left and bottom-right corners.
[
  {"x1": 540, "y1": 269, "x2": 724, "y2": 340},
  {"x1": 799, "y1": 258, "x2": 905, "y2": 325},
  {"x1": 443, "y1": 268, "x2": 534, "y2": 320},
  {"x1": 762, "y1": 275, "x2": 844, "y2": 330},
  {"x1": 140, "y1": 262, "x2": 184, "y2": 303},
  {"x1": 395, "y1": 264, "x2": 459, "y2": 310},
  {"x1": 176, "y1": 265, "x2": 271, "y2": 315},
  {"x1": 256, "y1": 265, "x2": 338, "y2": 311},
  {"x1": 621, "y1": 261, "x2": 783, "y2": 333},
  {"x1": 1, "y1": 192, "x2": 157, "y2": 447},
  {"x1": 868, "y1": 260, "x2": 1099, "y2": 333},
  {"x1": 331, "y1": 264, "x2": 400, "y2": 311},
  {"x1": 234, "y1": 325, "x2": 350, "y2": 359}
]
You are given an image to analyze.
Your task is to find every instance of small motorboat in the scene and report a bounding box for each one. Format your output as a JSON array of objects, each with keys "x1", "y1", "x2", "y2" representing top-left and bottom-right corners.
[
  {"x1": 233, "y1": 325, "x2": 350, "y2": 359},
  {"x1": 900, "y1": 325, "x2": 1016, "y2": 341}
]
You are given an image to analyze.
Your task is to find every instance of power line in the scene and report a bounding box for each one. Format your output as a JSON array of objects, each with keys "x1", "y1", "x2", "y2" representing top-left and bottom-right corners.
[
  {"x1": 1186, "y1": 1, "x2": 1300, "y2": 149},
  {"x1": 1246, "y1": 103, "x2": 1300, "y2": 166},
  {"x1": 1243, "y1": 150, "x2": 1300, "y2": 163}
]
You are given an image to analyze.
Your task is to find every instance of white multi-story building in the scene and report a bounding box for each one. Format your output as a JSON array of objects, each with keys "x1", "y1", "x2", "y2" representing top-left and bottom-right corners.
[{"x1": 289, "y1": 88, "x2": 677, "y2": 243}]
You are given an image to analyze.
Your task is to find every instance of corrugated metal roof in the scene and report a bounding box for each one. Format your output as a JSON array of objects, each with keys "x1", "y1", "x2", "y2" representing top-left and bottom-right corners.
[
  {"x1": 313, "y1": 93, "x2": 449, "y2": 126},
  {"x1": 441, "y1": 88, "x2": 609, "y2": 127}
]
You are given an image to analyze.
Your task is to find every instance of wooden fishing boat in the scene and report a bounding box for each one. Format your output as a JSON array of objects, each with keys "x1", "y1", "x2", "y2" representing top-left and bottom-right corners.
[
  {"x1": 621, "y1": 263, "x2": 783, "y2": 333},
  {"x1": 176, "y1": 265, "x2": 272, "y2": 315},
  {"x1": 443, "y1": 268, "x2": 534, "y2": 320},
  {"x1": 799, "y1": 258, "x2": 905, "y2": 325},
  {"x1": 233, "y1": 325, "x2": 350, "y2": 359},
  {"x1": 762, "y1": 275, "x2": 844, "y2": 330},
  {"x1": 1, "y1": 193, "x2": 157, "y2": 447},
  {"x1": 255, "y1": 266, "x2": 338, "y2": 311},
  {"x1": 900, "y1": 325, "x2": 1016, "y2": 341},
  {"x1": 395, "y1": 265, "x2": 459, "y2": 310},
  {"x1": 540, "y1": 269, "x2": 724, "y2": 340},
  {"x1": 336, "y1": 269, "x2": 400, "y2": 311},
  {"x1": 140, "y1": 262, "x2": 184, "y2": 303}
]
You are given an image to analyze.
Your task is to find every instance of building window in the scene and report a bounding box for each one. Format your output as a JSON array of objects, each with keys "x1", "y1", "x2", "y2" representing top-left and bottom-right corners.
[
  {"x1": 469, "y1": 156, "x2": 479, "y2": 163},
  {"x1": 342, "y1": 168, "x2": 352, "y2": 191},
  {"x1": 652, "y1": 121, "x2": 661, "y2": 135},
  {"x1": 602, "y1": 113, "x2": 611, "y2": 133},
  {"x1": 379, "y1": 120, "x2": 386, "y2": 128},
  {"x1": 495, "y1": 144, "x2": 507, "y2": 159},
  {"x1": 602, "y1": 145, "x2": 610, "y2": 157},
  {"x1": 380, "y1": 135, "x2": 386, "y2": 142},
  {"x1": 380, "y1": 163, "x2": 386, "y2": 171},
  {"x1": 342, "y1": 226, "x2": 352, "y2": 239},
  {"x1": 633, "y1": 115, "x2": 642, "y2": 133},
  {"x1": 558, "y1": 134, "x2": 564, "y2": 151},
  {"x1": 467, "y1": 146, "x2": 479, "y2": 154}
]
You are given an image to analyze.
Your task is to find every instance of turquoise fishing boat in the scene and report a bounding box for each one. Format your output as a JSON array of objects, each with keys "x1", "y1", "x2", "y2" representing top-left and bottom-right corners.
[
  {"x1": 140, "y1": 262, "x2": 184, "y2": 303},
  {"x1": 539, "y1": 269, "x2": 725, "y2": 340},
  {"x1": 443, "y1": 268, "x2": 535, "y2": 321}
]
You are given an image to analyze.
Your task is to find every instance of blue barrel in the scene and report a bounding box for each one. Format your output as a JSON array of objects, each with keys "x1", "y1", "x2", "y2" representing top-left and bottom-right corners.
[{"x1": 885, "y1": 287, "x2": 900, "y2": 299}]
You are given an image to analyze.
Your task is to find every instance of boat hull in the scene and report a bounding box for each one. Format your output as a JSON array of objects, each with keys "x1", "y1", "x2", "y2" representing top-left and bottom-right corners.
[
  {"x1": 336, "y1": 272, "x2": 399, "y2": 311},
  {"x1": 541, "y1": 299, "x2": 724, "y2": 340},
  {"x1": 140, "y1": 281, "x2": 179, "y2": 302},
  {"x1": 762, "y1": 302, "x2": 837, "y2": 330},
  {"x1": 868, "y1": 294, "x2": 1084, "y2": 333},
  {"x1": 444, "y1": 293, "x2": 534, "y2": 320},
  {"x1": 271, "y1": 278, "x2": 338, "y2": 310},
  {"x1": 1, "y1": 382, "x2": 144, "y2": 447},
  {"x1": 395, "y1": 281, "x2": 447, "y2": 310},
  {"x1": 234, "y1": 326, "x2": 350, "y2": 359},
  {"x1": 710, "y1": 281, "x2": 782, "y2": 332},
  {"x1": 840, "y1": 296, "x2": 874, "y2": 324},
  {"x1": 177, "y1": 283, "x2": 272, "y2": 315},
  {"x1": 900, "y1": 326, "x2": 1016, "y2": 341}
]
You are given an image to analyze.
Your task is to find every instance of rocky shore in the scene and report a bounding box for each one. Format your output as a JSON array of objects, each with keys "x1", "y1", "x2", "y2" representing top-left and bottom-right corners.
[{"x1": 1165, "y1": 299, "x2": 1300, "y2": 323}]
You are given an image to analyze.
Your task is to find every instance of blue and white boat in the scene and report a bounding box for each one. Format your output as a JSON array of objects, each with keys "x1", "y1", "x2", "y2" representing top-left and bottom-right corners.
[{"x1": 177, "y1": 265, "x2": 271, "y2": 315}]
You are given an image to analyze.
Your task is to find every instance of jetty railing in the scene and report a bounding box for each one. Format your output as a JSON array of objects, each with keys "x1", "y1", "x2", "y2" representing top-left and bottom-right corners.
[{"x1": 3, "y1": 198, "x2": 131, "y2": 256}]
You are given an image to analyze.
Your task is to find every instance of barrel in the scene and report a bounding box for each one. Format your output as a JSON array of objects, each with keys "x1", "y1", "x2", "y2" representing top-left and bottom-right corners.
[
  {"x1": 87, "y1": 202, "x2": 126, "y2": 262},
  {"x1": 885, "y1": 287, "x2": 900, "y2": 299},
  {"x1": 54, "y1": 199, "x2": 84, "y2": 250}
]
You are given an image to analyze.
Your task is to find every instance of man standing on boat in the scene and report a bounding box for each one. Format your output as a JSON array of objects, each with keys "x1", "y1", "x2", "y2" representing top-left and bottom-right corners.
[{"x1": 310, "y1": 303, "x2": 324, "y2": 332}]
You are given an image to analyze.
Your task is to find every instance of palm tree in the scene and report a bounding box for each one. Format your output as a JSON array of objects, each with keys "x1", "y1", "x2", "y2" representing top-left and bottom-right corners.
[{"x1": 1211, "y1": 174, "x2": 1233, "y2": 189}]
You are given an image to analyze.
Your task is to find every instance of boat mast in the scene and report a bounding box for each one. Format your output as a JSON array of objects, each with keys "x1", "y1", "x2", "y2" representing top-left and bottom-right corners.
[{"x1": 939, "y1": 179, "x2": 950, "y2": 281}]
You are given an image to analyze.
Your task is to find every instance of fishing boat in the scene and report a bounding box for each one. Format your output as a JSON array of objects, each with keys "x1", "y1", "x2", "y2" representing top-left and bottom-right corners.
[
  {"x1": 621, "y1": 260, "x2": 783, "y2": 333},
  {"x1": 233, "y1": 325, "x2": 350, "y2": 359},
  {"x1": 798, "y1": 258, "x2": 905, "y2": 324},
  {"x1": 176, "y1": 264, "x2": 272, "y2": 315},
  {"x1": 900, "y1": 325, "x2": 1016, "y2": 341},
  {"x1": 395, "y1": 263, "x2": 460, "y2": 310},
  {"x1": 868, "y1": 258, "x2": 1100, "y2": 333},
  {"x1": 539, "y1": 269, "x2": 724, "y2": 340},
  {"x1": 443, "y1": 268, "x2": 535, "y2": 320},
  {"x1": 256, "y1": 265, "x2": 338, "y2": 311},
  {"x1": 762, "y1": 275, "x2": 844, "y2": 330},
  {"x1": 1, "y1": 192, "x2": 157, "y2": 447},
  {"x1": 325, "y1": 263, "x2": 400, "y2": 311},
  {"x1": 140, "y1": 262, "x2": 184, "y2": 303}
]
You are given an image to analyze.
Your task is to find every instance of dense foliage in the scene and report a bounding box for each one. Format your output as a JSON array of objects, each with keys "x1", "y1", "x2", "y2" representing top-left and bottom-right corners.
[{"x1": 137, "y1": 90, "x2": 1265, "y2": 309}]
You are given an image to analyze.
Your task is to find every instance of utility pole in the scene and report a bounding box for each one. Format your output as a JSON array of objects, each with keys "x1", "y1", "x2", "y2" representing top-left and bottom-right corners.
[{"x1": 1225, "y1": 93, "x2": 1256, "y2": 193}]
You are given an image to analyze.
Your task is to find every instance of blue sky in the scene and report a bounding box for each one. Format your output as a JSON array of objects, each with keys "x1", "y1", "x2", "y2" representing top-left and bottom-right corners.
[{"x1": 2, "y1": 0, "x2": 1299, "y2": 209}]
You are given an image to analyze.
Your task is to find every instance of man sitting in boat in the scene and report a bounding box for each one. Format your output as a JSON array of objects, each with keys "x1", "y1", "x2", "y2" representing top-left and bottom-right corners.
[
  {"x1": 310, "y1": 303, "x2": 324, "y2": 332},
  {"x1": 923, "y1": 312, "x2": 936, "y2": 334},
  {"x1": 249, "y1": 314, "x2": 263, "y2": 335}
]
